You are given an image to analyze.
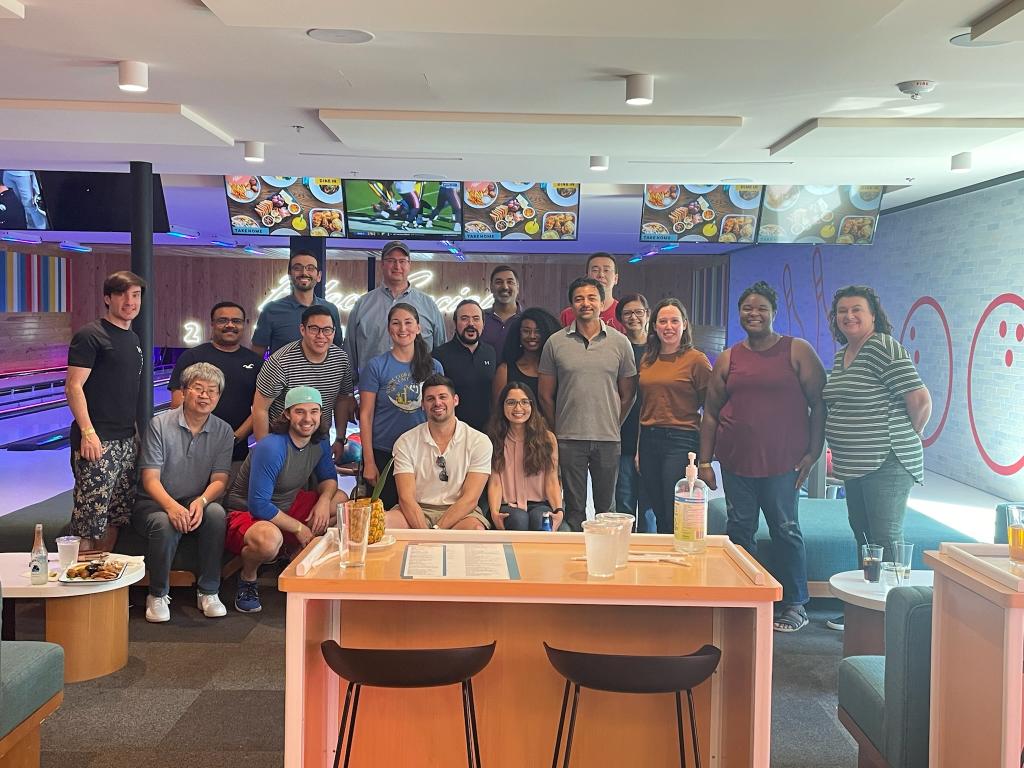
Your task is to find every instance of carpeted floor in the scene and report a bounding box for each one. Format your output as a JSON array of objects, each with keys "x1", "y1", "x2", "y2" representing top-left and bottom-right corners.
[{"x1": 23, "y1": 583, "x2": 854, "y2": 767}]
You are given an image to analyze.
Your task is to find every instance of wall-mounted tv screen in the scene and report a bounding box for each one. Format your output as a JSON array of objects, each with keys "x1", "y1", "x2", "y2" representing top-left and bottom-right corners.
[
  {"x1": 224, "y1": 176, "x2": 345, "y2": 237},
  {"x1": 343, "y1": 180, "x2": 463, "y2": 239},
  {"x1": 35, "y1": 171, "x2": 169, "y2": 232},
  {"x1": 0, "y1": 170, "x2": 49, "y2": 230},
  {"x1": 639, "y1": 184, "x2": 762, "y2": 244},
  {"x1": 756, "y1": 185, "x2": 883, "y2": 245},
  {"x1": 462, "y1": 182, "x2": 580, "y2": 241}
]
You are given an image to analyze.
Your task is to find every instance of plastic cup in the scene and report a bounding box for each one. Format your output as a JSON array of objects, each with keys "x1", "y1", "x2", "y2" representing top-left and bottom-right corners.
[
  {"x1": 595, "y1": 513, "x2": 634, "y2": 569},
  {"x1": 861, "y1": 544, "x2": 883, "y2": 583},
  {"x1": 341, "y1": 500, "x2": 370, "y2": 568},
  {"x1": 582, "y1": 520, "x2": 621, "y2": 578},
  {"x1": 1007, "y1": 505, "x2": 1024, "y2": 565},
  {"x1": 56, "y1": 535, "x2": 80, "y2": 570},
  {"x1": 880, "y1": 562, "x2": 901, "y2": 592},
  {"x1": 892, "y1": 541, "x2": 914, "y2": 578}
]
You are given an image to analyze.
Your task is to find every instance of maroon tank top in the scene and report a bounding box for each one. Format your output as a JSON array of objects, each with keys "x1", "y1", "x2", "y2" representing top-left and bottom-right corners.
[{"x1": 714, "y1": 336, "x2": 809, "y2": 477}]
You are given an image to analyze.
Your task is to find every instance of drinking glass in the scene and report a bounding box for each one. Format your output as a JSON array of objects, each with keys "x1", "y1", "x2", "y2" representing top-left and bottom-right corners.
[
  {"x1": 892, "y1": 541, "x2": 914, "y2": 579},
  {"x1": 595, "y1": 512, "x2": 634, "y2": 569},
  {"x1": 582, "y1": 520, "x2": 621, "y2": 578},
  {"x1": 1007, "y1": 505, "x2": 1024, "y2": 565},
  {"x1": 861, "y1": 544, "x2": 883, "y2": 583},
  {"x1": 341, "y1": 500, "x2": 371, "y2": 568},
  {"x1": 56, "y1": 535, "x2": 80, "y2": 571},
  {"x1": 880, "y1": 562, "x2": 901, "y2": 592}
]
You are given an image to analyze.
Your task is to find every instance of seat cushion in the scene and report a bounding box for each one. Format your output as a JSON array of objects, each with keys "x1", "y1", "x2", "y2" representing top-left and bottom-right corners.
[
  {"x1": 838, "y1": 655, "x2": 886, "y2": 755},
  {"x1": 0, "y1": 640, "x2": 64, "y2": 737}
]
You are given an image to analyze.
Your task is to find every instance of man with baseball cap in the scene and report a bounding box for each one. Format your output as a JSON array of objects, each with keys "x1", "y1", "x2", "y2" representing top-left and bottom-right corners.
[
  {"x1": 344, "y1": 240, "x2": 447, "y2": 374},
  {"x1": 225, "y1": 386, "x2": 345, "y2": 613}
]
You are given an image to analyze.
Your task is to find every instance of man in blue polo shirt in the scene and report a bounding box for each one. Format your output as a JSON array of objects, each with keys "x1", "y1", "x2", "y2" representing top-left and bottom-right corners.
[{"x1": 251, "y1": 250, "x2": 342, "y2": 357}]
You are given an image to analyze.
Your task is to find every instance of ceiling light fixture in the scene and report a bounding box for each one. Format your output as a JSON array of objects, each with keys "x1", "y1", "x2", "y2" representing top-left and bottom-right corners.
[
  {"x1": 0, "y1": 231, "x2": 42, "y2": 244},
  {"x1": 306, "y1": 28, "x2": 375, "y2": 45},
  {"x1": 625, "y1": 74, "x2": 654, "y2": 106},
  {"x1": 59, "y1": 241, "x2": 92, "y2": 253},
  {"x1": 167, "y1": 224, "x2": 199, "y2": 239},
  {"x1": 118, "y1": 60, "x2": 149, "y2": 93},
  {"x1": 951, "y1": 151, "x2": 972, "y2": 172},
  {"x1": 243, "y1": 141, "x2": 265, "y2": 163},
  {"x1": 896, "y1": 80, "x2": 936, "y2": 100},
  {"x1": 589, "y1": 155, "x2": 610, "y2": 171}
]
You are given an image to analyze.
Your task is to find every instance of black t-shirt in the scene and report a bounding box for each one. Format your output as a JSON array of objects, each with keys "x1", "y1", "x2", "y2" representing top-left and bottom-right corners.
[
  {"x1": 67, "y1": 318, "x2": 143, "y2": 449},
  {"x1": 432, "y1": 340, "x2": 497, "y2": 433},
  {"x1": 168, "y1": 343, "x2": 263, "y2": 461},
  {"x1": 619, "y1": 342, "x2": 645, "y2": 457}
]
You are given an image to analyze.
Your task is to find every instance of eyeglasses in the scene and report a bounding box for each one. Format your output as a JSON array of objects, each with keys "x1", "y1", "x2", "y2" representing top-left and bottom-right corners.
[
  {"x1": 621, "y1": 309, "x2": 647, "y2": 319},
  {"x1": 435, "y1": 455, "x2": 449, "y2": 483},
  {"x1": 290, "y1": 265, "x2": 319, "y2": 274},
  {"x1": 188, "y1": 384, "x2": 219, "y2": 398},
  {"x1": 213, "y1": 318, "x2": 245, "y2": 327},
  {"x1": 304, "y1": 324, "x2": 335, "y2": 336},
  {"x1": 383, "y1": 257, "x2": 410, "y2": 266},
  {"x1": 504, "y1": 399, "x2": 532, "y2": 408}
]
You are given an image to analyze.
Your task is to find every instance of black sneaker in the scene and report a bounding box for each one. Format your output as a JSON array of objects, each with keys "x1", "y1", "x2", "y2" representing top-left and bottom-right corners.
[{"x1": 826, "y1": 615, "x2": 845, "y2": 631}]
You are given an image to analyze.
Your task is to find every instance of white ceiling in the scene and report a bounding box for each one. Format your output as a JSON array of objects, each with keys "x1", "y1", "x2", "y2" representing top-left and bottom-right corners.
[{"x1": 1, "y1": 0, "x2": 1023, "y2": 212}]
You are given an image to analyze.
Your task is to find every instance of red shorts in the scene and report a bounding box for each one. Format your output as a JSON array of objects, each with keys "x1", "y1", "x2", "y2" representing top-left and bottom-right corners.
[{"x1": 225, "y1": 490, "x2": 319, "y2": 556}]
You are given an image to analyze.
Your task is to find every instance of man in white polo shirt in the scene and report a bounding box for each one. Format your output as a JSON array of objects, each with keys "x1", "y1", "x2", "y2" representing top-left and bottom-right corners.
[{"x1": 386, "y1": 374, "x2": 492, "y2": 530}]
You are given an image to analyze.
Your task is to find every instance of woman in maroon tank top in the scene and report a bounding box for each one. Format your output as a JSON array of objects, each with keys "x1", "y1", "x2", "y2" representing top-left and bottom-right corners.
[{"x1": 698, "y1": 281, "x2": 826, "y2": 632}]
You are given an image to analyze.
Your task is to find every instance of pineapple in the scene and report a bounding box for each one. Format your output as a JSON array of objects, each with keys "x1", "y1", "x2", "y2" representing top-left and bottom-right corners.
[{"x1": 362, "y1": 458, "x2": 393, "y2": 545}]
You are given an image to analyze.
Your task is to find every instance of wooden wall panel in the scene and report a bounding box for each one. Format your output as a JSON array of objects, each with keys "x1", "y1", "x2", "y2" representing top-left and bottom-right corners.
[{"x1": 0, "y1": 312, "x2": 72, "y2": 372}]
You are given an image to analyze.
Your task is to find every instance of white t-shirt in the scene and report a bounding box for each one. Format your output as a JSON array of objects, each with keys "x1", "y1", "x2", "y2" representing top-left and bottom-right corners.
[{"x1": 392, "y1": 420, "x2": 492, "y2": 507}]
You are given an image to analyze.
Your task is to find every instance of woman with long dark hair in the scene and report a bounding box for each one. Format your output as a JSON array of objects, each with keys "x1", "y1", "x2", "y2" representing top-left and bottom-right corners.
[
  {"x1": 637, "y1": 298, "x2": 713, "y2": 535},
  {"x1": 359, "y1": 302, "x2": 443, "y2": 508},
  {"x1": 490, "y1": 307, "x2": 561, "y2": 412},
  {"x1": 487, "y1": 381, "x2": 563, "y2": 531}
]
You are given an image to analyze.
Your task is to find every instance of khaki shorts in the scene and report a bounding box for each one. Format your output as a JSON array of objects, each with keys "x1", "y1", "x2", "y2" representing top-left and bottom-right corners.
[{"x1": 391, "y1": 503, "x2": 492, "y2": 529}]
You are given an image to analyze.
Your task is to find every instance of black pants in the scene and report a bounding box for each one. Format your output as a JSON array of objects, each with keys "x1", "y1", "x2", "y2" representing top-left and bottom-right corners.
[
  {"x1": 372, "y1": 448, "x2": 398, "y2": 509},
  {"x1": 638, "y1": 426, "x2": 700, "y2": 535}
]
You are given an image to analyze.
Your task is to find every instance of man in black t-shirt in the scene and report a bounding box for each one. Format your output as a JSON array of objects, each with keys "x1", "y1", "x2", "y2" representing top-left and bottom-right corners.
[
  {"x1": 432, "y1": 299, "x2": 496, "y2": 432},
  {"x1": 66, "y1": 270, "x2": 146, "y2": 551},
  {"x1": 169, "y1": 302, "x2": 263, "y2": 469}
]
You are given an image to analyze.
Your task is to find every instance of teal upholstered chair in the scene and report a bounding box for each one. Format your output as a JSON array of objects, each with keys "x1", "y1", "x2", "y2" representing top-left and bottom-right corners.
[{"x1": 837, "y1": 586, "x2": 932, "y2": 768}]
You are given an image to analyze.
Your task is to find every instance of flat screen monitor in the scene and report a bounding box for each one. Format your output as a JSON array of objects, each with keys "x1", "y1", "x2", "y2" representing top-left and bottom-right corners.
[
  {"x1": 0, "y1": 170, "x2": 49, "y2": 230},
  {"x1": 224, "y1": 176, "x2": 346, "y2": 237},
  {"x1": 756, "y1": 185, "x2": 883, "y2": 245},
  {"x1": 343, "y1": 180, "x2": 464, "y2": 239},
  {"x1": 462, "y1": 181, "x2": 580, "y2": 241},
  {"x1": 35, "y1": 171, "x2": 169, "y2": 233},
  {"x1": 639, "y1": 184, "x2": 763, "y2": 244}
]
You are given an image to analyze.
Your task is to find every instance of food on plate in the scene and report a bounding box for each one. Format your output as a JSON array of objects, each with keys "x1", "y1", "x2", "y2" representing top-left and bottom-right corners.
[
  {"x1": 736, "y1": 185, "x2": 760, "y2": 200},
  {"x1": 820, "y1": 224, "x2": 836, "y2": 239},
  {"x1": 765, "y1": 185, "x2": 799, "y2": 209},
  {"x1": 464, "y1": 220, "x2": 491, "y2": 234},
  {"x1": 288, "y1": 202, "x2": 301, "y2": 215},
  {"x1": 673, "y1": 222, "x2": 686, "y2": 233},
  {"x1": 293, "y1": 216, "x2": 307, "y2": 231},
  {"x1": 231, "y1": 215, "x2": 259, "y2": 229},
  {"x1": 316, "y1": 179, "x2": 340, "y2": 195},
  {"x1": 228, "y1": 176, "x2": 259, "y2": 201},
  {"x1": 641, "y1": 222, "x2": 669, "y2": 236},
  {"x1": 261, "y1": 215, "x2": 275, "y2": 227},
  {"x1": 311, "y1": 209, "x2": 343, "y2": 233},
  {"x1": 552, "y1": 183, "x2": 577, "y2": 199},
  {"x1": 541, "y1": 229, "x2": 560, "y2": 239},
  {"x1": 856, "y1": 185, "x2": 882, "y2": 202},
  {"x1": 466, "y1": 182, "x2": 498, "y2": 207},
  {"x1": 646, "y1": 184, "x2": 680, "y2": 209},
  {"x1": 522, "y1": 207, "x2": 535, "y2": 219},
  {"x1": 758, "y1": 223, "x2": 783, "y2": 241},
  {"x1": 311, "y1": 227, "x2": 329, "y2": 237},
  {"x1": 721, "y1": 215, "x2": 755, "y2": 242},
  {"x1": 495, "y1": 220, "x2": 508, "y2": 232},
  {"x1": 257, "y1": 193, "x2": 291, "y2": 224},
  {"x1": 702, "y1": 222, "x2": 718, "y2": 238},
  {"x1": 839, "y1": 216, "x2": 875, "y2": 243},
  {"x1": 544, "y1": 212, "x2": 576, "y2": 237},
  {"x1": 65, "y1": 558, "x2": 125, "y2": 581}
]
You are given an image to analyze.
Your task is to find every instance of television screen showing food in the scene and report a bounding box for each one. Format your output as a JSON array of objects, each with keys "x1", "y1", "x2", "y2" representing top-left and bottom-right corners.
[
  {"x1": 639, "y1": 184, "x2": 762, "y2": 244},
  {"x1": 225, "y1": 176, "x2": 345, "y2": 237},
  {"x1": 756, "y1": 185, "x2": 883, "y2": 245},
  {"x1": 0, "y1": 170, "x2": 49, "y2": 230},
  {"x1": 343, "y1": 180, "x2": 463, "y2": 239},
  {"x1": 462, "y1": 182, "x2": 580, "y2": 241}
]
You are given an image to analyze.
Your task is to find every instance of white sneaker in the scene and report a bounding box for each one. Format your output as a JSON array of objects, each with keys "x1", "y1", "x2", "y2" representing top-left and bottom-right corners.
[
  {"x1": 145, "y1": 594, "x2": 171, "y2": 623},
  {"x1": 197, "y1": 593, "x2": 227, "y2": 618}
]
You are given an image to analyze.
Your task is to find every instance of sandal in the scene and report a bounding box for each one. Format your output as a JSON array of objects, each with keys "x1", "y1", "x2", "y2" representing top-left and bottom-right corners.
[{"x1": 773, "y1": 605, "x2": 809, "y2": 633}]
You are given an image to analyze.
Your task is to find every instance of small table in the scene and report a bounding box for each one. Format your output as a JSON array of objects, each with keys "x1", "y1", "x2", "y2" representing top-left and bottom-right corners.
[
  {"x1": 828, "y1": 568, "x2": 934, "y2": 657},
  {"x1": 0, "y1": 552, "x2": 144, "y2": 682}
]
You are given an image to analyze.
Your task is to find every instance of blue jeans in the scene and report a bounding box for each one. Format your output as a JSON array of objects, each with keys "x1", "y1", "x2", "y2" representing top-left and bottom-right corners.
[
  {"x1": 843, "y1": 451, "x2": 916, "y2": 564},
  {"x1": 638, "y1": 426, "x2": 700, "y2": 535},
  {"x1": 615, "y1": 454, "x2": 654, "y2": 532},
  {"x1": 722, "y1": 469, "x2": 809, "y2": 607}
]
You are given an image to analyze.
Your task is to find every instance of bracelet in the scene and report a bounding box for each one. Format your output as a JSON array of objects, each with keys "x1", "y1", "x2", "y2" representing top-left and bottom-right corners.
[
  {"x1": 698, "y1": 462, "x2": 713, "y2": 469},
  {"x1": 552, "y1": 507, "x2": 564, "y2": 514},
  {"x1": 82, "y1": 427, "x2": 97, "y2": 437},
  {"x1": 200, "y1": 495, "x2": 208, "y2": 507}
]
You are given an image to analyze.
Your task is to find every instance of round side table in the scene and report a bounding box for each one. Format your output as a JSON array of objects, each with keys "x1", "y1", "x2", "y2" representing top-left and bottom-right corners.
[{"x1": 828, "y1": 569, "x2": 933, "y2": 657}]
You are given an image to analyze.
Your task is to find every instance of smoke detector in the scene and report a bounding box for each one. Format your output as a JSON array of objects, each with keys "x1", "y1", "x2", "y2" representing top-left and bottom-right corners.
[{"x1": 896, "y1": 80, "x2": 937, "y2": 100}]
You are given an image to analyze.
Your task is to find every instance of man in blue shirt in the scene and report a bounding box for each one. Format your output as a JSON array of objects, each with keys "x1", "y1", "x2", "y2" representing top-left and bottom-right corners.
[
  {"x1": 225, "y1": 386, "x2": 346, "y2": 613},
  {"x1": 251, "y1": 250, "x2": 342, "y2": 357}
]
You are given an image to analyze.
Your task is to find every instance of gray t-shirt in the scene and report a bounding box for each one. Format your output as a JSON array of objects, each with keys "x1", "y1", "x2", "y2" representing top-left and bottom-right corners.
[
  {"x1": 538, "y1": 321, "x2": 638, "y2": 442},
  {"x1": 136, "y1": 407, "x2": 233, "y2": 502}
]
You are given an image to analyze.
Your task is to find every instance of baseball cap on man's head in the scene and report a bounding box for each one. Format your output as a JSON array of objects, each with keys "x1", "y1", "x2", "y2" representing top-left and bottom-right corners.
[
  {"x1": 381, "y1": 240, "x2": 410, "y2": 259},
  {"x1": 284, "y1": 386, "x2": 322, "y2": 409}
]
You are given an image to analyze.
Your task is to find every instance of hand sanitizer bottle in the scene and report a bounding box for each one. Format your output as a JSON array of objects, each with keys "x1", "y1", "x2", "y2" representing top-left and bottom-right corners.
[{"x1": 674, "y1": 452, "x2": 707, "y2": 554}]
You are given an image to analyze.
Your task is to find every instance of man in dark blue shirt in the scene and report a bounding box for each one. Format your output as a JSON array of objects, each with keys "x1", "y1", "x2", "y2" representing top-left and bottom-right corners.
[{"x1": 251, "y1": 250, "x2": 342, "y2": 356}]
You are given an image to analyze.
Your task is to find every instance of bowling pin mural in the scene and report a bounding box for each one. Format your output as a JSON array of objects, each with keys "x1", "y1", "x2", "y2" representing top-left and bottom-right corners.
[{"x1": 899, "y1": 297, "x2": 953, "y2": 448}]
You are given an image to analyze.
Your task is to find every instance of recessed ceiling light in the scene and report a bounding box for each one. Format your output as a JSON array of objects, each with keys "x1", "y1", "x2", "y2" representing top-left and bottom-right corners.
[
  {"x1": 118, "y1": 61, "x2": 148, "y2": 93},
  {"x1": 625, "y1": 74, "x2": 654, "y2": 106},
  {"x1": 589, "y1": 155, "x2": 609, "y2": 171},
  {"x1": 951, "y1": 151, "x2": 972, "y2": 172},
  {"x1": 243, "y1": 141, "x2": 265, "y2": 163},
  {"x1": 307, "y1": 28, "x2": 375, "y2": 45},
  {"x1": 950, "y1": 33, "x2": 1010, "y2": 48}
]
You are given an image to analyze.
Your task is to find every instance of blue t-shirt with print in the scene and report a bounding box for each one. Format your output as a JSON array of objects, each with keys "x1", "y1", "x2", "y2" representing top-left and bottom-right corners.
[{"x1": 360, "y1": 351, "x2": 444, "y2": 452}]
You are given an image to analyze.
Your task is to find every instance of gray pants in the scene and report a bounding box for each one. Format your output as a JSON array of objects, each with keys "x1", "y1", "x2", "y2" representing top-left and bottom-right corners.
[
  {"x1": 132, "y1": 497, "x2": 226, "y2": 598},
  {"x1": 557, "y1": 439, "x2": 620, "y2": 531}
]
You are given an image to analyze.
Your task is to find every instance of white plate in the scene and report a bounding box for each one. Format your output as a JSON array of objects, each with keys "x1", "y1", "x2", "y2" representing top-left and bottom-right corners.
[
  {"x1": 849, "y1": 185, "x2": 883, "y2": 211},
  {"x1": 643, "y1": 184, "x2": 680, "y2": 211},
  {"x1": 308, "y1": 178, "x2": 343, "y2": 204},
  {"x1": 225, "y1": 176, "x2": 260, "y2": 203},
  {"x1": 502, "y1": 232, "x2": 532, "y2": 240},
  {"x1": 261, "y1": 176, "x2": 297, "y2": 187},
  {"x1": 270, "y1": 228, "x2": 299, "y2": 236},
  {"x1": 546, "y1": 183, "x2": 579, "y2": 207},
  {"x1": 728, "y1": 185, "x2": 762, "y2": 210},
  {"x1": 367, "y1": 534, "x2": 396, "y2": 550},
  {"x1": 59, "y1": 560, "x2": 129, "y2": 584},
  {"x1": 683, "y1": 184, "x2": 717, "y2": 195},
  {"x1": 804, "y1": 185, "x2": 838, "y2": 196},
  {"x1": 501, "y1": 182, "x2": 534, "y2": 193},
  {"x1": 763, "y1": 185, "x2": 801, "y2": 212},
  {"x1": 464, "y1": 181, "x2": 499, "y2": 208},
  {"x1": 680, "y1": 234, "x2": 708, "y2": 243}
]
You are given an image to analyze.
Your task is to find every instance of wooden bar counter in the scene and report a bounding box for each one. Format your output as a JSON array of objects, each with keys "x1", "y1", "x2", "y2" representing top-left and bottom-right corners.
[{"x1": 279, "y1": 531, "x2": 782, "y2": 767}]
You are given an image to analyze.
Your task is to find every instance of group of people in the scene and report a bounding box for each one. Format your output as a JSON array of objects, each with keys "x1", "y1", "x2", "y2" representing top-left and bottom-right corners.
[{"x1": 65, "y1": 240, "x2": 930, "y2": 633}]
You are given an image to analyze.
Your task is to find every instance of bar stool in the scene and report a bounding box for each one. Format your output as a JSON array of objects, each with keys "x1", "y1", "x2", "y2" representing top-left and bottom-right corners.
[
  {"x1": 320, "y1": 640, "x2": 497, "y2": 768},
  {"x1": 543, "y1": 642, "x2": 721, "y2": 768}
]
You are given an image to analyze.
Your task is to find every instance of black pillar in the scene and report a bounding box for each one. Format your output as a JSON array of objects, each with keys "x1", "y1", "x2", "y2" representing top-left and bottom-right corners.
[
  {"x1": 366, "y1": 256, "x2": 376, "y2": 293},
  {"x1": 130, "y1": 161, "x2": 154, "y2": 430},
  {"x1": 291, "y1": 236, "x2": 327, "y2": 299}
]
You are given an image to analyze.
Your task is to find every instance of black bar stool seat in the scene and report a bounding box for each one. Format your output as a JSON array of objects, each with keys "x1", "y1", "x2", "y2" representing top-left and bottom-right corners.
[
  {"x1": 543, "y1": 642, "x2": 721, "y2": 768},
  {"x1": 320, "y1": 640, "x2": 496, "y2": 768}
]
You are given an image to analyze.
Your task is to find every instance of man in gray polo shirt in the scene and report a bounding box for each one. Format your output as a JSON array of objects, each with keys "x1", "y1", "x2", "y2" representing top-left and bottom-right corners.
[
  {"x1": 132, "y1": 362, "x2": 234, "y2": 623},
  {"x1": 539, "y1": 277, "x2": 638, "y2": 531},
  {"x1": 344, "y1": 240, "x2": 446, "y2": 373}
]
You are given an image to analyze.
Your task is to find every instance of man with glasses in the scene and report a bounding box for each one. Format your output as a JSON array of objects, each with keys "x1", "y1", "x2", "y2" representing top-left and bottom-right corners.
[
  {"x1": 133, "y1": 362, "x2": 234, "y2": 622},
  {"x1": 432, "y1": 299, "x2": 496, "y2": 432},
  {"x1": 345, "y1": 240, "x2": 446, "y2": 374},
  {"x1": 252, "y1": 305, "x2": 355, "y2": 463},
  {"x1": 481, "y1": 266, "x2": 522, "y2": 354},
  {"x1": 386, "y1": 374, "x2": 492, "y2": 530},
  {"x1": 251, "y1": 250, "x2": 342, "y2": 357},
  {"x1": 169, "y1": 302, "x2": 262, "y2": 472},
  {"x1": 559, "y1": 252, "x2": 626, "y2": 333}
]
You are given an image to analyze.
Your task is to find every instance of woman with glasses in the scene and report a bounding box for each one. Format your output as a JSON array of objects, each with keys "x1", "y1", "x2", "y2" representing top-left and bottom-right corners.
[
  {"x1": 637, "y1": 298, "x2": 713, "y2": 535},
  {"x1": 614, "y1": 293, "x2": 653, "y2": 529},
  {"x1": 487, "y1": 381, "x2": 564, "y2": 531},
  {"x1": 359, "y1": 303, "x2": 443, "y2": 508},
  {"x1": 490, "y1": 307, "x2": 561, "y2": 415}
]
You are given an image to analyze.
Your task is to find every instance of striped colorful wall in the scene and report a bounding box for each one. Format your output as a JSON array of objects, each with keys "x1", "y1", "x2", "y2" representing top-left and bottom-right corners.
[{"x1": 1, "y1": 250, "x2": 71, "y2": 312}]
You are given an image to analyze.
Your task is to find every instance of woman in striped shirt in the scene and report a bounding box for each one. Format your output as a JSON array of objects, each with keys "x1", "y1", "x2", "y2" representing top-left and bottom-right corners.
[{"x1": 823, "y1": 285, "x2": 932, "y2": 567}]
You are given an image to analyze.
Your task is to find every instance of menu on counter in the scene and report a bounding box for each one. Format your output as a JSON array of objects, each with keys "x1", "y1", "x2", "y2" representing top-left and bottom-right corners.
[
  {"x1": 400, "y1": 543, "x2": 521, "y2": 580},
  {"x1": 462, "y1": 182, "x2": 580, "y2": 241},
  {"x1": 225, "y1": 176, "x2": 345, "y2": 237},
  {"x1": 639, "y1": 184, "x2": 763, "y2": 244},
  {"x1": 756, "y1": 185, "x2": 883, "y2": 245}
]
